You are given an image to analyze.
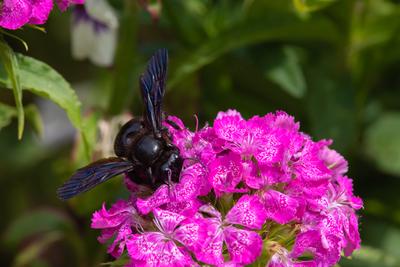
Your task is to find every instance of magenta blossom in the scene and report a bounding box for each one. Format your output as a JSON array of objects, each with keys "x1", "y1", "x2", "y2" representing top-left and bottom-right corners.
[
  {"x1": 0, "y1": 0, "x2": 84, "y2": 30},
  {"x1": 91, "y1": 110, "x2": 363, "y2": 266}
]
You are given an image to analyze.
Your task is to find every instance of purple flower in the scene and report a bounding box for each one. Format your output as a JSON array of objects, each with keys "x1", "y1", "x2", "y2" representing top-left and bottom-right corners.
[{"x1": 0, "y1": 0, "x2": 53, "y2": 30}]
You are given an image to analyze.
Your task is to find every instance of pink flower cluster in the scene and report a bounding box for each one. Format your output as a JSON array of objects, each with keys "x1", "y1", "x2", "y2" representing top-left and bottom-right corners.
[
  {"x1": 0, "y1": 0, "x2": 83, "y2": 30},
  {"x1": 91, "y1": 110, "x2": 363, "y2": 267}
]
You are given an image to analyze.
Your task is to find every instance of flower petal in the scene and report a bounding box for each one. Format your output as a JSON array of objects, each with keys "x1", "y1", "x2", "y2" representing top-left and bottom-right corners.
[
  {"x1": 153, "y1": 208, "x2": 186, "y2": 234},
  {"x1": 0, "y1": 0, "x2": 31, "y2": 30},
  {"x1": 214, "y1": 109, "x2": 246, "y2": 142},
  {"x1": 208, "y1": 152, "x2": 243, "y2": 196},
  {"x1": 263, "y1": 190, "x2": 299, "y2": 224},
  {"x1": 224, "y1": 226, "x2": 262, "y2": 265},
  {"x1": 225, "y1": 194, "x2": 267, "y2": 229},
  {"x1": 29, "y1": 0, "x2": 53, "y2": 25}
]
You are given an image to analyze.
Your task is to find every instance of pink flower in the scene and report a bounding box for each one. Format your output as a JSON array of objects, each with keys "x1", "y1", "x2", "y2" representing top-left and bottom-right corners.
[
  {"x1": 126, "y1": 209, "x2": 203, "y2": 267},
  {"x1": 208, "y1": 152, "x2": 246, "y2": 196},
  {"x1": 0, "y1": 0, "x2": 53, "y2": 30},
  {"x1": 262, "y1": 189, "x2": 300, "y2": 224},
  {"x1": 195, "y1": 195, "x2": 267, "y2": 265},
  {"x1": 136, "y1": 163, "x2": 210, "y2": 215},
  {"x1": 90, "y1": 110, "x2": 362, "y2": 267},
  {"x1": 91, "y1": 199, "x2": 141, "y2": 258}
]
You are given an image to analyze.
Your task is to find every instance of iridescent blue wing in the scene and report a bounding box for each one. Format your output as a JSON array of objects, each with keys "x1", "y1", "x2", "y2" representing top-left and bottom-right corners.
[
  {"x1": 139, "y1": 48, "x2": 168, "y2": 133},
  {"x1": 57, "y1": 158, "x2": 135, "y2": 200}
]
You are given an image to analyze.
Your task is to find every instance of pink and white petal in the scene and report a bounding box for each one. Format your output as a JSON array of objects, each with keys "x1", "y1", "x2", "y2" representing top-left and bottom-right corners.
[
  {"x1": 254, "y1": 130, "x2": 287, "y2": 165},
  {"x1": 225, "y1": 194, "x2": 267, "y2": 230},
  {"x1": 337, "y1": 176, "x2": 363, "y2": 209},
  {"x1": 208, "y1": 152, "x2": 243, "y2": 196},
  {"x1": 106, "y1": 222, "x2": 133, "y2": 258},
  {"x1": 145, "y1": 241, "x2": 194, "y2": 267},
  {"x1": 291, "y1": 230, "x2": 341, "y2": 267},
  {"x1": 153, "y1": 209, "x2": 186, "y2": 234},
  {"x1": 127, "y1": 232, "x2": 164, "y2": 261},
  {"x1": 0, "y1": 0, "x2": 31, "y2": 30},
  {"x1": 136, "y1": 185, "x2": 170, "y2": 214},
  {"x1": 91, "y1": 200, "x2": 137, "y2": 228},
  {"x1": 293, "y1": 140, "x2": 332, "y2": 183},
  {"x1": 29, "y1": 0, "x2": 53, "y2": 25},
  {"x1": 174, "y1": 218, "x2": 209, "y2": 253},
  {"x1": 163, "y1": 199, "x2": 202, "y2": 217},
  {"x1": 272, "y1": 111, "x2": 300, "y2": 132},
  {"x1": 343, "y1": 212, "x2": 361, "y2": 256},
  {"x1": 319, "y1": 146, "x2": 348, "y2": 177},
  {"x1": 214, "y1": 110, "x2": 246, "y2": 142},
  {"x1": 263, "y1": 190, "x2": 299, "y2": 224},
  {"x1": 195, "y1": 224, "x2": 224, "y2": 266},
  {"x1": 224, "y1": 226, "x2": 262, "y2": 265}
]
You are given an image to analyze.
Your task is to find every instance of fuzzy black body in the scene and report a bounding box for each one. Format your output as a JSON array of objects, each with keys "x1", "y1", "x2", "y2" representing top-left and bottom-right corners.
[
  {"x1": 57, "y1": 49, "x2": 183, "y2": 200},
  {"x1": 114, "y1": 118, "x2": 183, "y2": 189}
]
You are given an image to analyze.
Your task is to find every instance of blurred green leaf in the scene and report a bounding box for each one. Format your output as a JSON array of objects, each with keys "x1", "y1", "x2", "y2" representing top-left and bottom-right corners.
[
  {"x1": 3, "y1": 209, "x2": 73, "y2": 248},
  {"x1": 0, "y1": 54, "x2": 93, "y2": 159},
  {"x1": 74, "y1": 112, "x2": 100, "y2": 164},
  {"x1": 293, "y1": 0, "x2": 338, "y2": 13},
  {"x1": 24, "y1": 104, "x2": 44, "y2": 137},
  {"x1": 265, "y1": 46, "x2": 306, "y2": 98},
  {"x1": 0, "y1": 102, "x2": 17, "y2": 130},
  {"x1": 12, "y1": 232, "x2": 62, "y2": 267},
  {"x1": 340, "y1": 246, "x2": 400, "y2": 267},
  {"x1": 306, "y1": 71, "x2": 356, "y2": 152},
  {"x1": 365, "y1": 113, "x2": 400, "y2": 177},
  {"x1": 0, "y1": 102, "x2": 43, "y2": 137},
  {"x1": 0, "y1": 40, "x2": 24, "y2": 139},
  {"x1": 169, "y1": 16, "x2": 341, "y2": 88}
]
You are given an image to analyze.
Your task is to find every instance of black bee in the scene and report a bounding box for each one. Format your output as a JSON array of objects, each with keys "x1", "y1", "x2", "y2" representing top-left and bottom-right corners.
[{"x1": 57, "y1": 49, "x2": 183, "y2": 200}]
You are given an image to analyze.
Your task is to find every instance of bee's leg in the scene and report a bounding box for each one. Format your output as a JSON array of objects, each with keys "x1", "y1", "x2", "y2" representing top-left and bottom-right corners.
[
  {"x1": 146, "y1": 167, "x2": 155, "y2": 186},
  {"x1": 182, "y1": 157, "x2": 206, "y2": 169}
]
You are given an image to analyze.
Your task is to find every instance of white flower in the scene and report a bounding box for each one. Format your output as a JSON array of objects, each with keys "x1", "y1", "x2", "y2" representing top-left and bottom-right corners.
[{"x1": 71, "y1": 0, "x2": 119, "y2": 67}]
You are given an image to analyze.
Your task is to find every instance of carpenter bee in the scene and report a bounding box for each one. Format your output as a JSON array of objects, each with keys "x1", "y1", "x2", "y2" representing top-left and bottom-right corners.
[{"x1": 57, "y1": 49, "x2": 183, "y2": 200}]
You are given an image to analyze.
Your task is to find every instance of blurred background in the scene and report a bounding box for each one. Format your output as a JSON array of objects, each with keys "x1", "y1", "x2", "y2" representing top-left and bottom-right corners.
[{"x1": 1, "y1": 0, "x2": 400, "y2": 266}]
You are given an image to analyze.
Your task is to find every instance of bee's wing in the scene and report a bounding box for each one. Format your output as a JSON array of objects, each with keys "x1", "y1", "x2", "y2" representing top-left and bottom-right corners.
[
  {"x1": 139, "y1": 48, "x2": 168, "y2": 133},
  {"x1": 57, "y1": 158, "x2": 135, "y2": 200}
]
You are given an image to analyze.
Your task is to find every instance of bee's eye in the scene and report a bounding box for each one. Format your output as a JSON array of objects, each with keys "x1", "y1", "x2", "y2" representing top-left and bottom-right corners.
[{"x1": 114, "y1": 119, "x2": 144, "y2": 157}]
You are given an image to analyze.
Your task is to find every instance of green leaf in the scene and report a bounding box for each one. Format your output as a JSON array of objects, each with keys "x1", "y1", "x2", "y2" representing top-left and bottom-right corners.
[
  {"x1": 24, "y1": 104, "x2": 44, "y2": 137},
  {"x1": 12, "y1": 232, "x2": 63, "y2": 267},
  {"x1": 169, "y1": 16, "x2": 341, "y2": 89},
  {"x1": 0, "y1": 102, "x2": 17, "y2": 129},
  {"x1": 0, "y1": 40, "x2": 24, "y2": 139},
  {"x1": 365, "y1": 113, "x2": 400, "y2": 177},
  {"x1": 74, "y1": 112, "x2": 100, "y2": 164},
  {"x1": 3, "y1": 209, "x2": 73, "y2": 248},
  {"x1": 0, "y1": 54, "x2": 91, "y2": 158},
  {"x1": 265, "y1": 46, "x2": 306, "y2": 98},
  {"x1": 306, "y1": 71, "x2": 356, "y2": 152},
  {"x1": 293, "y1": 0, "x2": 338, "y2": 13}
]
